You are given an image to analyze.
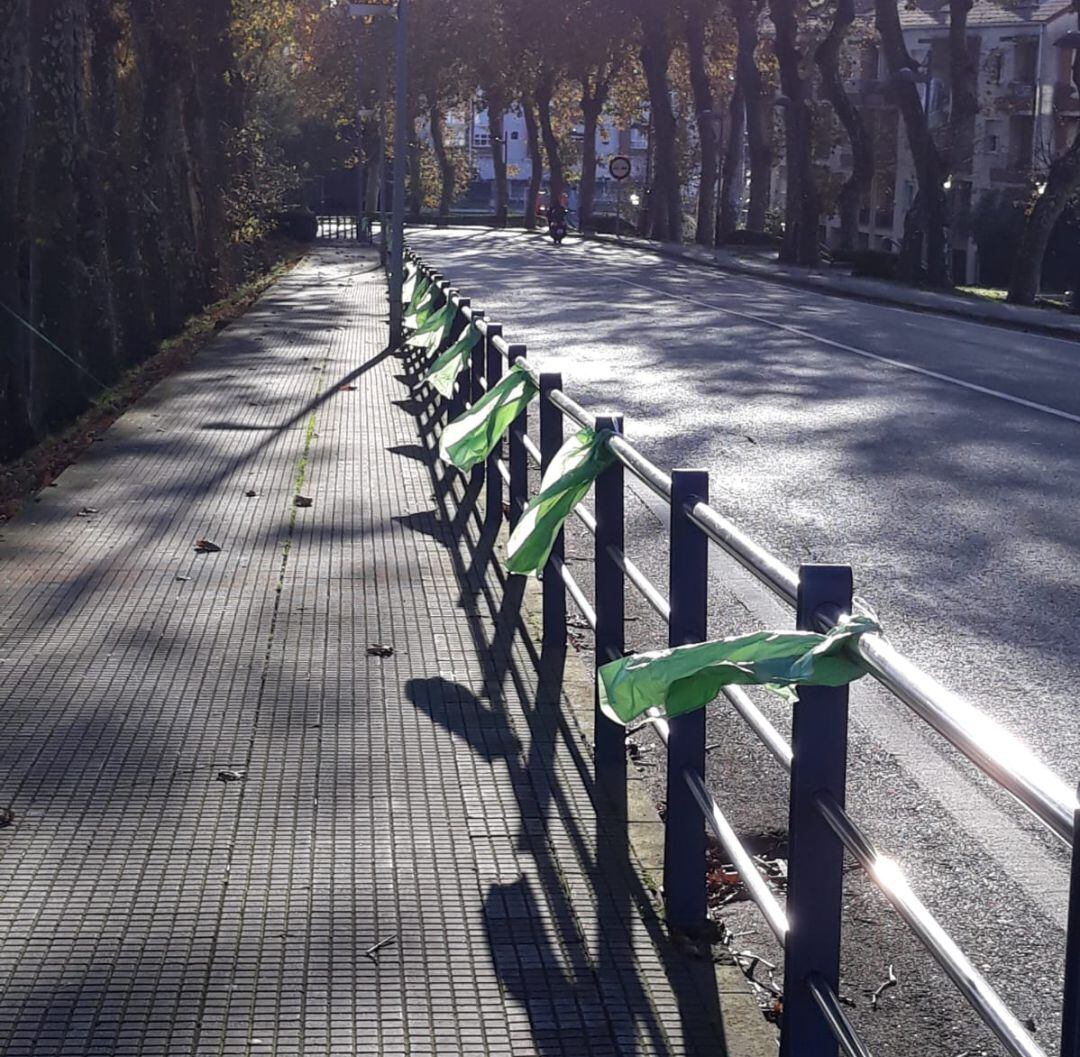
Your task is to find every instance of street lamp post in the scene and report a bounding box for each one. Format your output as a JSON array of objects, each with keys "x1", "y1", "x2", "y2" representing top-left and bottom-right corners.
[
  {"x1": 390, "y1": 0, "x2": 408, "y2": 350},
  {"x1": 349, "y1": 1, "x2": 407, "y2": 346}
]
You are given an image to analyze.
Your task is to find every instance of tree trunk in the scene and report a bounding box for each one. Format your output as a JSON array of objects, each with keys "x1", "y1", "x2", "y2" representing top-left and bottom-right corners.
[
  {"x1": 639, "y1": 11, "x2": 682, "y2": 242},
  {"x1": 947, "y1": 0, "x2": 977, "y2": 279},
  {"x1": 815, "y1": 0, "x2": 873, "y2": 252},
  {"x1": 579, "y1": 90, "x2": 605, "y2": 233},
  {"x1": 718, "y1": 82, "x2": 745, "y2": 242},
  {"x1": 875, "y1": 0, "x2": 949, "y2": 285},
  {"x1": 429, "y1": 102, "x2": 454, "y2": 221},
  {"x1": 770, "y1": 0, "x2": 819, "y2": 264},
  {"x1": 686, "y1": 3, "x2": 719, "y2": 246},
  {"x1": 0, "y1": 0, "x2": 33, "y2": 457},
  {"x1": 734, "y1": 0, "x2": 771, "y2": 231},
  {"x1": 522, "y1": 96, "x2": 543, "y2": 229},
  {"x1": 535, "y1": 68, "x2": 564, "y2": 209},
  {"x1": 407, "y1": 108, "x2": 422, "y2": 218},
  {"x1": 1009, "y1": 43, "x2": 1080, "y2": 304},
  {"x1": 485, "y1": 86, "x2": 509, "y2": 226}
]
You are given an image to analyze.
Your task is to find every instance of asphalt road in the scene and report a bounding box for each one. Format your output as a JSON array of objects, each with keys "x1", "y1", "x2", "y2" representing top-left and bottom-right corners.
[{"x1": 409, "y1": 226, "x2": 1080, "y2": 1057}]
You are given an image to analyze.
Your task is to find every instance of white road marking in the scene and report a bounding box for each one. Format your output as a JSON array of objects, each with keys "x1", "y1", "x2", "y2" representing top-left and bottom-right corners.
[{"x1": 603, "y1": 271, "x2": 1080, "y2": 427}]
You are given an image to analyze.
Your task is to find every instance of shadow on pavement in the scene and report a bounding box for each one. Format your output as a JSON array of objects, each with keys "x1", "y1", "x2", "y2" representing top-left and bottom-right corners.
[{"x1": 395, "y1": 343, "x2": 730, "y2": 1056}]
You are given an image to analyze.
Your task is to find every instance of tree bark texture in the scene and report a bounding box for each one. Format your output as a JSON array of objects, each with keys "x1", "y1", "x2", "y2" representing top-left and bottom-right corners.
[
  {"x1": 947, "y1": 0, "x2": 977, "y2": 276},
  {"x1": 428, "y1": 102, "x2": 455, "y2": 220},
  {"x1": 686, "y1": 3, "x2": 719, "y2": 246},
  {"x1": 734, "y1": 0, "x2": 771, "y2": 232},
  {"x1": 718, "y1": 81, "x2": 746, "y2": 241},
  {"x1": 578, "y1": 91, "x2": 605, "y2": 233},
  {"x1": 535, "y1": 68, "x2": 565, "y2": 209},
  {"x1": 875, "y1": 0, "x2": 949, "y2": 285},
  {"x1": 639, "y1": 11, "x2": 682, "y2": 242},
  {"x1": 815, "y1": 0, "x2": 873, "y2": 251},
  {"x1": 769, "y1": 0, "x2": 820, "y2": 264},
  {"x1": 1008, "y1": 42, "x2": 1080, "y2": 304},
  {"x1": 484, "y1": 86, "x2": 510, "y2": 226},
  {"x1": 0, "y1": 0, "x2": 263, "y2": 460},
  {"x1": 522, "y1": 95, "x2": 544, "y2": 229}
]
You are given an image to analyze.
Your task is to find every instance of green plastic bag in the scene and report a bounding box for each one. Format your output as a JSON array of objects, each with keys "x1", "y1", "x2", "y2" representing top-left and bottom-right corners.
[
  {"x1": 420, "y1": 323, "x2": 482, "y2": 398},
  {"x1": 506, "y1": 428, "x2": 614, "y2": 575},
  {"x1": 597, "y1": 613, "x2": 880, "y2": 725},
  {"x1": 407, "y1": 302, "x2": 456, "y2": 352},
  {"x1": 439, "y1": 365, "x2": 538, "y2": 472},
  {"x1": 404, "y1": 276, "x2": 434, "y2": 329}
]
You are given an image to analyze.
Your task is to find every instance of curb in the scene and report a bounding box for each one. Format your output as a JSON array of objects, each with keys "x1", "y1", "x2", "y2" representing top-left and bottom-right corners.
[{"x1": 586, "y1": 231, "x2": 1080, "y2": 344}]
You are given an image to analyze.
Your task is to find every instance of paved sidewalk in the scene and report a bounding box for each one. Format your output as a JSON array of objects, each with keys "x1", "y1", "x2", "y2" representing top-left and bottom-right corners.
[
  {"x1": 590, "y1": 231, "x2": 1080, "y2": 340},
  {"x1": 0, "y1": 246, "x2": 747, "y2": 1056}
]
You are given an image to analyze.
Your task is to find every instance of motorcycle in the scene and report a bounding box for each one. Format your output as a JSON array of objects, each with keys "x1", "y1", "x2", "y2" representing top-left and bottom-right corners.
[{"x1": 548, "y1": 216, "x2": 568, "y2": 245}]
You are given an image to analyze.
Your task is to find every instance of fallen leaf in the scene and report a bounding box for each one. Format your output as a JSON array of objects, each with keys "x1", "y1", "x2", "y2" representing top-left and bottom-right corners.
[
  {"x1": 217, "y1": 769, "x2": 246, "y2": 783},
  {"x1": 367, "y1": 644, "x2": 394, "y2": 657},
  {"x1": 0, "y1": 807, "x2": 13, "y2": 828},
  {"x1": 194, "y1": 539, "x2": 221, "y2": 553},
  {"x1": 294, "y1": 495, "x2": 313, "y2": 508},
  {"x1": 245, "y1": 489, "x2": 258, "y2": 498},
  {"x1": 175, "y1": 575, "x2": 190, "y2": 582},
  {"x1": 338, "y1": 384, "x2": 357, "y2": 391},
  {"x1": 76, "y1": 507, "x2": 98, "y2": 517}
]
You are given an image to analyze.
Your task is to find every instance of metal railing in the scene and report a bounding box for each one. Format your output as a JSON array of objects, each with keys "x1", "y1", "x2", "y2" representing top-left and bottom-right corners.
[{"x1": 401, "y1": 246, "x2": 1080, "y2": 1057}]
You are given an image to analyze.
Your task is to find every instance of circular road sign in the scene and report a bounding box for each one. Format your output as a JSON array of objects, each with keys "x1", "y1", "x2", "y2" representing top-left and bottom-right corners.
[{"x1": 609, "y1": 155, "x2": 632, "y2": 181}]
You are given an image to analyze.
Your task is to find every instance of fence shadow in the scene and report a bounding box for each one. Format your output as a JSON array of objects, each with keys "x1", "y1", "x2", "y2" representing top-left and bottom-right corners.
[{"x1": 393, "y1": 344, "x2": 731, "y2": 1056}]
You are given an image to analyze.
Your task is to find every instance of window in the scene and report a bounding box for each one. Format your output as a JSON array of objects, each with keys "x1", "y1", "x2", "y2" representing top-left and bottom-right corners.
[
  {"x1": 510, "y1": 130, "x2": 519, "y2": 140},
  {"x1": 1015, "y1": 40, "x2": 1038, "y2": 84},
  {"x1": 989, "y1": 51, "x2": 1004, "y2": 85},
  {"x1": 987, "y1": 132, "x2": 999, "y2": 153},
  {"x1": 473, "y1": 131, "x2": 491, "y2": 148}
]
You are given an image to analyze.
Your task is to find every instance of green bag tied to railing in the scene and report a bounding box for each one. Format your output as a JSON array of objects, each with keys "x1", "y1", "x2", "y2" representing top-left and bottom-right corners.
[
  {"x1": 420, "y1": 323, "x2": 481, "y2": 398},
  {"x1": 404, "y1": 276, "x2": 434, "y2": 329},
  {"x1": 506, "y1": 428, "x2": 614, "y2": 575},
  {"x1": 403, "y1": 266, "x2": 418, "y2": 303},
  {"x1": 597, "y1": 613, "x2": 880, "y2": 726},
  {"x1": 407, "y1": 302, "x2": 456, "y2": 352},
  {"x1": 439, "y1": 365, "x2": 538, "y2": 472}
]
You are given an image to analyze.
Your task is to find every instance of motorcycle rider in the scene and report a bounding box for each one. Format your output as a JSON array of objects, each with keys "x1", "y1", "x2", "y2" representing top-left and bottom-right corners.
[{"x1": 548, "y1": 193, "x2": 568, "y2": 229}]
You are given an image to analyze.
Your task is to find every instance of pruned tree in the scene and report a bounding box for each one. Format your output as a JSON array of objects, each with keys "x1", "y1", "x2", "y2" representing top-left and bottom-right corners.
[
  {"x1": 769, "y1": 0, "x2": 820, "y2": 263},
  {"x1": 815, "y1": 0, "x2": 872, "y2": 251},
  {"x1": 731, "y1": 0, "x2": 773, "y2": 232},
  {"x1": 874, "y1": 0, "x2": 949, "y2": 285},
  {"x1": 1009, "y1": 22, "x2": 1080, "y2": 305}
]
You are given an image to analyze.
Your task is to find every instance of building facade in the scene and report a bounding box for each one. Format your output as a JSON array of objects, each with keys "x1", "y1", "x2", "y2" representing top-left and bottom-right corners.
[
  {"x1": 443, "y1": 104, "x2": 649, "y2": 215},
  {"x1": 822, "y1": 0, "x2": 1079, "y2": 282}
]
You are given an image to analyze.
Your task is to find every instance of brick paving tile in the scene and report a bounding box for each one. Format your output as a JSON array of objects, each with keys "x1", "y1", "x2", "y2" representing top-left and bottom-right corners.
[{"x1": 0, "y1": 245, "x2": 731, "y2": 1056}]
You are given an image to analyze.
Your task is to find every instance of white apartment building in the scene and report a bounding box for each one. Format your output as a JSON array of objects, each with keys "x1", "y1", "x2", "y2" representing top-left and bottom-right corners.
[
  {"x1": 822, "y1": 0, "x2": 1079, "y2": 282},
  {"x1": 443, "y1": 104, "x2": 649, "y2": 213}
]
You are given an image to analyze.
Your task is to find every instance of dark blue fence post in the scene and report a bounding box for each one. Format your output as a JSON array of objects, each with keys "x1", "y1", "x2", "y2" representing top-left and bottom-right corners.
[
  {"x1": 1060, "y1": 785, "x2": 1080, "y2": 1057},
  {"x1": 469, "y1": 311, "x2": 486, "y2": 490},
  {"x1": 664, "y1": 469, "x2": 709, "y2": 936},
  {"x1": 780, "y1": 564, "x2": 853, "y2": 1057},
  {"x1": 594, "y1": 414, "x2": 625, "y2": 806},
  {"x1": 507, "y1": 344, "x2": 528, "y2": 531},
  {"x1": 446, "y1": 296, "x2": 468, "y2": 422},
  {"x1": 484, "y1": 324, "x2": 503, "y2": 526},
  {"x1": 539, "y1": 373, "x2": 565, "y2": 649}
]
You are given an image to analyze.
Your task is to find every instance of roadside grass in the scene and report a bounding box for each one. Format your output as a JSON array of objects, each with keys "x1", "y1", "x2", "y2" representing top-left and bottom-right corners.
[{"x1": 0, "y1": 240, "x2": 307, "y2": 525}]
